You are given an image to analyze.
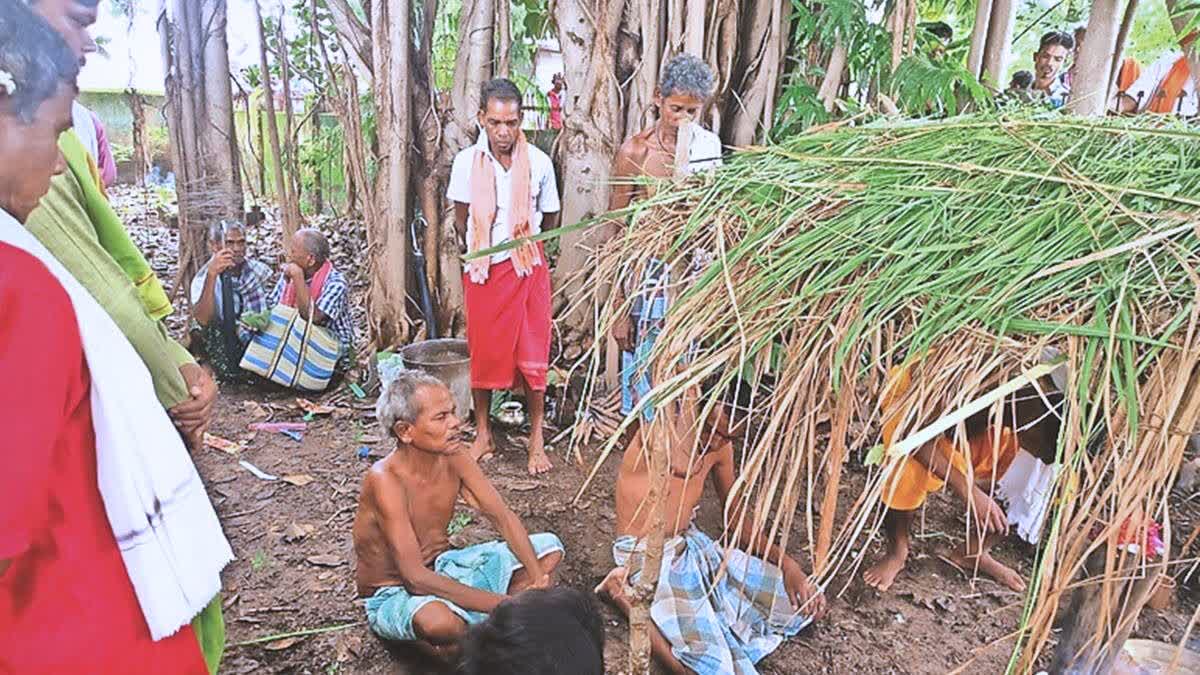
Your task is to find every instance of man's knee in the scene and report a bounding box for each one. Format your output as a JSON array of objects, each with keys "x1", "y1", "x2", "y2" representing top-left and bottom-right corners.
[
  {"x1": 412, "y1": 604, "x2": 466, "y2": 645},
  {"x1": 540, "y1": 549, "x2": 564, "y2": 573}
]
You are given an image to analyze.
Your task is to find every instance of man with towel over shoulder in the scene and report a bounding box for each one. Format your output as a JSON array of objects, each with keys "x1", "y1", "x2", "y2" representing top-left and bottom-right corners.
[{"x1": 449, "y1": 78, "x2": 561, "y2": 476}]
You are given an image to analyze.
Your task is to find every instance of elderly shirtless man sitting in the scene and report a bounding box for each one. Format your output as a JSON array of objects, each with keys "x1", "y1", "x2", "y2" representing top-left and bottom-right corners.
[
  {"x1": 595, "y1": 381, "x2": 826, "y2": 675},
  {"x1": 353, "y1": 371, "x2": 564, "y2": 661}
]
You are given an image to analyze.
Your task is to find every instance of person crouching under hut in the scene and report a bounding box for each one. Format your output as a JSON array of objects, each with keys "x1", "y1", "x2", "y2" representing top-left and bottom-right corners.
[
  {"x1": 863, "y1": 360, "x2": 1066, "y2": 593},
  {"x1": 448, "y1": 78, "x2": 561, "y2": 475},
  {"x1": 595, "y1": 380, "x2": 826, "y2": 675},
  {"x1": 265, "y1": 228, "x2": 356, "y2": 374},
  {"x1": 353, "y1": 370, "x2": 564, "y2": 663},
  {"x1": 189, "y1": 220, "x2": 273, "y2": 382}
]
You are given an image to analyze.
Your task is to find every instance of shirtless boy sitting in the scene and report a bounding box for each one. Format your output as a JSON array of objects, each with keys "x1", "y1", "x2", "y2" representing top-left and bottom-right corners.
[
  {"x1": 595, "y1": 382, "x2": 826, "y2": 675},
  {"x1": 863, "y1": 365, "x2": 1064, "y2": 593},
  {"x1": 353, "y1": 370, "x2": 564, "y2": 660}
]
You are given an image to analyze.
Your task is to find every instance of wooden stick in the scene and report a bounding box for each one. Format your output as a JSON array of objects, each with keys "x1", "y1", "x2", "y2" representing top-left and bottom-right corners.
[{"x1": 231, "y1": 622, "x2": 358, "y2": 647}]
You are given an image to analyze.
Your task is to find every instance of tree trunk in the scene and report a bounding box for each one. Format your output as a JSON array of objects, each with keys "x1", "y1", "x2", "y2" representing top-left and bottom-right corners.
[
  {"x1": 126, "y1": 88, "x2": 150, "y2": 185},
  {"x1": 444, "y1": 0, "x2": 495, "y2": 156},
  {"x1": 495, "y1": 0, "x2": 511, "y2": 79},
  {"x1": 277, "y1": 11, "x2": 304, "y2": 216},
  {"x1": 622, "y1": 0, "x2": 661, "y2": 136},
  {"x1": 159, "y1": 0, "x2": 243, "y2": 288},
  {"x1": 817, "y1": 39, "x2": 848, "y2": 113},
  {"x1": 1066, "y1": 0, "x2": 1121, "y2": 116},
  {"x1": 552, "y1": 0, "x2": 625, "y2": 330},
  {"x1": 967, "y1": 0, "x2": 994, "y2": 79},
  {"x1": 366, "y1": 0, "x2": 413, "y2": 349},
  {"x1": 981, "y1": 0, "x2": 1015, "y2": 88},
  {"x1": 253, "y1": 0, "x2": 300, "y2": 246},
  {"x1": 729, "y1": 0, "x2": 780, "y2": 146},
  {"x1": 1110, "y1": 0, "x2": 1140, "y2": 93}
]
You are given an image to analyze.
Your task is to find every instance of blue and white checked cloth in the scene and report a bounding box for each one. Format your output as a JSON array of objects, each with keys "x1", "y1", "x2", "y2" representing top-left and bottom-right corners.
[{"x1": 613, "y1": 525, "x2": 811, "y2": 675}]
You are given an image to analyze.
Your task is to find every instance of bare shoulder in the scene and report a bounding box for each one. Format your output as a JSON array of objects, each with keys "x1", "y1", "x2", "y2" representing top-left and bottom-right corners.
[
  {"x1": 448, "y1": 450, "x2": 485, "y2": 482},
  {"x1": 617, "y1": 130, "x2": 653, "y2": 163}
]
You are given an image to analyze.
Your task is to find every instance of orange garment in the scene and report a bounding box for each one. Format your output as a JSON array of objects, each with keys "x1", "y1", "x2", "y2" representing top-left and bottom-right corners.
[
  {"x1": 1116, "y1": 57, "x2": 1141, "y2": 93},
  {"x1": 878, "y1": 365, "x2": 1020, "y2": 512},
  {"x1": 1147, "y1": 56, "x2": 1192, "y2": 113}
]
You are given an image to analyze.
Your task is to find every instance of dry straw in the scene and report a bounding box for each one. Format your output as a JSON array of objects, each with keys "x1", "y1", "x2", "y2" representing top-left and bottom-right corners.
[{"x1": 511, "y1": 113, "x2": 1200, "y2": 671}]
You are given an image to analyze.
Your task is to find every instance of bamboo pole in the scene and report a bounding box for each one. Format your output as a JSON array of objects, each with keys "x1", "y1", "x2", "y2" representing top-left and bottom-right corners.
[{"x1": 253, "y1": 0, "x2": 298, "y2": 246}]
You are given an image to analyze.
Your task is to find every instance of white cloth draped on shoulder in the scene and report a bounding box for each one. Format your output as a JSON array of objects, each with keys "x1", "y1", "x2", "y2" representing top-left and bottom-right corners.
[{"x1": 0, "y1": 208, "x2": 232, "y2": 640}]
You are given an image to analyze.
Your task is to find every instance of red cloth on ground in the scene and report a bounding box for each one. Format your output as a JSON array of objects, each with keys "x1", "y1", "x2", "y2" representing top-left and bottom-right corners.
[
  {"x1": 0, "y1": 243, "x2": 207, "y2": 675},
  {"x1": 464, "y1": 245, "x2": 551, "y2": 391}
]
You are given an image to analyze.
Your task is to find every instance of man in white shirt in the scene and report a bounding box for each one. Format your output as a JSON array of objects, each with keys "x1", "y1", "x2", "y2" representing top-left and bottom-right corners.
[
  {"x1": 1116, "y1": 35, "x2": 1199, "y2": 116},
  {"x1": 448, "y1": 78, "x2": 562, "y2": 476}
]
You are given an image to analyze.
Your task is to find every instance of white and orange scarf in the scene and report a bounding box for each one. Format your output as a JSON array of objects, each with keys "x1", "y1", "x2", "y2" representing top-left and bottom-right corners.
[{"x1": 466, "y1": 130, "x2": 541, "y2": 284}]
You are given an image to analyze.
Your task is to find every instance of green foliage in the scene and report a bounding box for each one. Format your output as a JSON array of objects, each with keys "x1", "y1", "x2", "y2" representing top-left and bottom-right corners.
[
  {"x1": 446, "y1": 511, "x2": 473, "y2": 536},
  {"x1": 111, "y1": 142, "x2": 135, "y2": 164},
  {"x1": 887, "y1": 53, "x2": 991, "y2": 116}
]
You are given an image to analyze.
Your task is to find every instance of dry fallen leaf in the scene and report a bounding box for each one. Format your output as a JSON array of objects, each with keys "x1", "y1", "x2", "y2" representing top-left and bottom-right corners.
[
  {"x1": 505, "y1": 479, "x2": 542, "y2": 492},
  {"x1": 306, "y1": 554, "x2": 344, "y2": 568},
  {"x1": 281, "y1": 474, "x2": 316, "y2": 487},
  {"x1": 263, "y1": 636, "x2": 303, "y2": 651},
  {"x1": 203, "y1": 433, "x2": 241, "y2": 455},
  {"x1": 283, "y1": 522, "x2": 312, "y2": 543},
  {"x1": 243, "y1": 401, "x2": 269, "y2": 419},
  {"x1": 318, "y1": 571, "x2": 335, "y2": 581},
  {"x1": 296, "y1": 398, "x2": 336, "y2": 415},
  {"x1": 359, "y1": 435, "x2": 383, "y2": 444}
]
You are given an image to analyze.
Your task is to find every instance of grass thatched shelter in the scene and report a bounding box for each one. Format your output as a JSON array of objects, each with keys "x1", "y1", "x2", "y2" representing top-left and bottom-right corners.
[{"x1": 535, "y1": 114, "x2": 1200, "y2": 672}]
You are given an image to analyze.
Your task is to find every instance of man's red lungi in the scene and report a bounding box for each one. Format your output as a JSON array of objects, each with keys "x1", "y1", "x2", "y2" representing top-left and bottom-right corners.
[{"x1": 464, "y1": 248, "x2": 551, "y2": 392}]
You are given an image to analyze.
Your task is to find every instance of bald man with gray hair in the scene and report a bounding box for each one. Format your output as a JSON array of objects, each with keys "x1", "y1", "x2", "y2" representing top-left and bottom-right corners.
[
  {"x1": 353, "y1": 369, "x2": 564, "y2": 661},
  {"x1": 265, "y1": 228, "x2": 357, "y2": 373}
]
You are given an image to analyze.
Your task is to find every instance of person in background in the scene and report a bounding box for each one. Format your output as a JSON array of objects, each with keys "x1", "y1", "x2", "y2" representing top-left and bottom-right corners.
[
  {"x1": 1031, "y1": 30, "x2": 1074, "y2": 108},
  {"x1": 921, "y1": 21, "x2": 953, "y2": 60},
  {"x1": 190, "y1": 219, "x2": 274, "y2": 383},
  {"x1": 1117, "y1": 33, "x2": 1198, "y2": 116},
  {"x1": 353, "y1": 371, "x2": 564, "y2": 663},
  {"x1": 459, "y1": 588, "x2": 604, "y2": 675},
  {"x1": 266, "y1": 227, "x2": 356, "y2": 371},
  {"x1": 88, "y1": 107, "x2": 116, "y2": 187},
  {"x1": 547, "y1": 73, "x2": 565, "y2": 130},
  {"x1": 999, "y1": 70, "x2": 1036, "y2": 106},
  {"x1": 22, "y1": 0, "x2": 226, "y2": 669},
  {"x1": 449, "y1": 78, "x2": 561, "y2": 475},
  {"x1": 0, "y1": 3, "x2": 231, "y2": 672}
]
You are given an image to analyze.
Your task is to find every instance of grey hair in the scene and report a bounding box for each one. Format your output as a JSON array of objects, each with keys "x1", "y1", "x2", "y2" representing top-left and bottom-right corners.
[
  {"x1": 1, "y1": 1, "x2": 79, "y2": 124},
  {"x1": 376, "y1": 369, "x2": 446, "y2": 434},
  {"x1": 207, "y1": 219, "x2": 244, "y2": 243},
  {"x1": 295, "y1": 227, "x2": 330, "y2": 264},
  {"x1": 660, "y1": 54, "x2": 714, "y2": 100}
]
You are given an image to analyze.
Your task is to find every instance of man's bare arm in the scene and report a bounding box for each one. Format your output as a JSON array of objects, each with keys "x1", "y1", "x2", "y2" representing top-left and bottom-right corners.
[
  {"x1": 452, "y1": 454, "x2": 547, "y2": 585},
  {"x1": 711, "y1": 444, "x2": 791, "y2": 564},
  {"x1": 371, "y1": 472, "x2": 506, "y2": 612},
  {"x1": 608, "y1": 142, "x2": 642, "y2": 213},
  {"x1": 541, "y1": 211, "x2": 560, "y2": 231}
]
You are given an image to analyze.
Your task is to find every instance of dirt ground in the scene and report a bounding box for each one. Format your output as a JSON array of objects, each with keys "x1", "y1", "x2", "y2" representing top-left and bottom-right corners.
[
  {"x1": 196, "y1": 384, "x2": 1200, "y2": 675},
  {"x1": 116, "y1": 187, "x2": 1195, "y2": 673}
]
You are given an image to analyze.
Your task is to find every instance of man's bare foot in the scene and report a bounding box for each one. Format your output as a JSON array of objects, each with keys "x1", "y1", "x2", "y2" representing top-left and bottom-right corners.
[
  {"x1": 863, "y1": 547, "x2": 908, "y2": 592},
  {"x1": 527, "y1": 430, "x2": 552, "y2": 475},
  {"x1": 469, "y1": 432, "x2": 494, "y2": 462},
  {"x1": 594, "y1": 566, "x2": 630, "y2": 607},
  {"x1": 951, "y1": 550, "x2": 1026, "y2": 592}
]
